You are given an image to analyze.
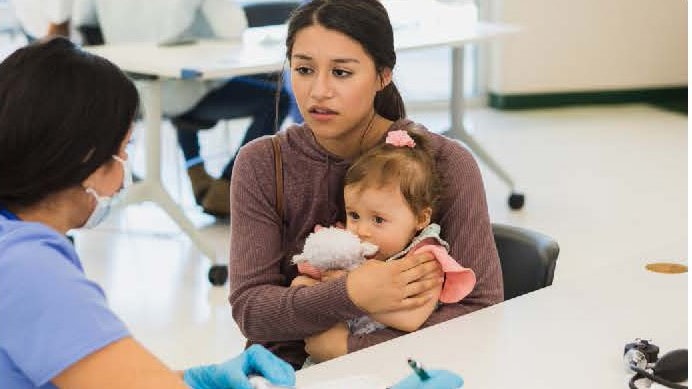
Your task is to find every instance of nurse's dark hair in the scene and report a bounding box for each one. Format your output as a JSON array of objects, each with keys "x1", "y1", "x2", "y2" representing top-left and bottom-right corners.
[
  {"x1": 0, "y1": 37, "x2": 138, "y2": 208},
  {"x1": 285, "y1": 0, "x2": 405, "y2": 121}
]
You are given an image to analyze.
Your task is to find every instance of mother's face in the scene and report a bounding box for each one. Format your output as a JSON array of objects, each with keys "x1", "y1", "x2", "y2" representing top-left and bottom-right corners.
[{"x1": 289, "y1": 24, "x2": 391, "y2": 149}]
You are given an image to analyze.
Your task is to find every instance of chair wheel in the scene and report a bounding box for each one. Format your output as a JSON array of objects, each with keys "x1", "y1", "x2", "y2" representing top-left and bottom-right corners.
[
  {"x1": 508, "y1": 192, "x2": 525, "y2": 210},
  {"x1": 208, "y1": 265, "x2": 228, "y2": 286}
]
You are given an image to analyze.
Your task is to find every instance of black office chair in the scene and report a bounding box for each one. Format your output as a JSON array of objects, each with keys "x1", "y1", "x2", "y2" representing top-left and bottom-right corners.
[
  {"x1": 492, "y1": 223, "x2": 559, "y2": 300},
  {"x1": 243, "y1": 1, "x2": 301, "y2": 27}
]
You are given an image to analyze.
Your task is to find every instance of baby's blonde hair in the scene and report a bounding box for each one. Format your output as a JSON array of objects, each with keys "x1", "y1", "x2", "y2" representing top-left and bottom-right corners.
[{"x1": 345, "y1": 125, "x2": 440, "y2": 217}]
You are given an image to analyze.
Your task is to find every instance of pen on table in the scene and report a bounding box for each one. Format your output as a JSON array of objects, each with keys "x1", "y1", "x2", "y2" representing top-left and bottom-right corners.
[{"x1": 407, "y1": 357, "x2": 431, "y2": 381}]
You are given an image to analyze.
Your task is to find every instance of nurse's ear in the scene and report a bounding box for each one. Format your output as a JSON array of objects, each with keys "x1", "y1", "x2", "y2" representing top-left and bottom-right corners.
[{"x1": 80, "y1": 160, "x2": 113, "y2": 192}]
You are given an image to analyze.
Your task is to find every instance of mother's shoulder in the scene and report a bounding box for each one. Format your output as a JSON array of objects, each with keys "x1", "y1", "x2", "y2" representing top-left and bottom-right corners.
[
  {"x1": 236, "y1": 125, "x2": 294, "y2": 163},
  {"x1": 240, "y1": 134, "x2": 274, "y2": 154}
]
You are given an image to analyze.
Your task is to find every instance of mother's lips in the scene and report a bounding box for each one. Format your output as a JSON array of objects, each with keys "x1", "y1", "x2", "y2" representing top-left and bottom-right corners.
[{"x1": 309, "y1": 106, "x2": 337, "y2": 114}]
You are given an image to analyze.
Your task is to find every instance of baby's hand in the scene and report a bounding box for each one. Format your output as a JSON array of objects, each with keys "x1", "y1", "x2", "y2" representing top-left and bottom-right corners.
[
  {"x1": 296, "y1": 262, "x2": 323, "y2": 279},
  {"x1": 291, "y1": 275, "x2": 320, "y2": 287},
  {"x1": 322, "y1": 269, "x2": 348, "y2": 281}
]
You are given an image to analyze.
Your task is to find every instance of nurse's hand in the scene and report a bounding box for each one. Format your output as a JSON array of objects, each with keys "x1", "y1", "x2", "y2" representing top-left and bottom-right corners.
[
  {"x1": 183, "y1": 344, "x2": 295, "y2": 389},
  {"x1": 391, "y1": 369, "x2": 464, "y2": 389},
  {"x1": 346, "y1": 252, "x2": 443, "y2": 314}
]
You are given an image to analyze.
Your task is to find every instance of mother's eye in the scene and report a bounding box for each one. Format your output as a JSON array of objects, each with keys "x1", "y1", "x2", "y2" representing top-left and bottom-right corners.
[
  {"x1": 332, "y1": 68, "x2": 352, "y2": 78},
  {"x1": 294, "y1": 66, "x2": 313, "y2": 75}
]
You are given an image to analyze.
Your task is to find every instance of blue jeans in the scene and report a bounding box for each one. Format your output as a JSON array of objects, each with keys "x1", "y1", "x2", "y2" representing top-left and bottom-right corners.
[{"x1": 174, "y1": 75, "x2": 290, "y2": 180}]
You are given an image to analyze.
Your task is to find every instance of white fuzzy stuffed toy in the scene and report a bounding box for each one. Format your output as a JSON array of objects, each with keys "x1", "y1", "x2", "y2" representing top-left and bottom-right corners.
[
  {"x1": 292, "y1": 226, "x2": 385, "y2": 336},
  {"x1": 292, "y1": 226, "x2": 378, "y2": 273}
]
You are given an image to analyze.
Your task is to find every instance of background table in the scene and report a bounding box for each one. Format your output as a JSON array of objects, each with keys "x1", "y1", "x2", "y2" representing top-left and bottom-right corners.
[{"x1": 296, "y1": 259, "x2": 687, "y2": 388}]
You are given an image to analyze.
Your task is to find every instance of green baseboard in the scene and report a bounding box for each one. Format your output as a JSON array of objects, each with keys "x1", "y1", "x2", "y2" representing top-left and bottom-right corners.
[{"x1": 489, "y1": 86, "x2": 687, "y2": 113}]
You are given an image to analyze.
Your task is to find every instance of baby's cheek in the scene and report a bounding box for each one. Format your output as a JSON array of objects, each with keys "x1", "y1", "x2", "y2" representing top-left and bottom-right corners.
[{"x1": 345, "y1": 223, "x2": 358, "y2": 235}]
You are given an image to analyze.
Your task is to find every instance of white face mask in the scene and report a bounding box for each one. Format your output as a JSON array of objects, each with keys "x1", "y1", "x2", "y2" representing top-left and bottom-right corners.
[{"x1": 81, "y1": 155, "x2": 132, "y2": 229}]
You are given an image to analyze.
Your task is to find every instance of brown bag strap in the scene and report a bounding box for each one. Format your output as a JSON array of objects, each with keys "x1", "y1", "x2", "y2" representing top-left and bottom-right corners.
[{"x1": 271, "y1": 135, "x2": 284, "y2": 221}]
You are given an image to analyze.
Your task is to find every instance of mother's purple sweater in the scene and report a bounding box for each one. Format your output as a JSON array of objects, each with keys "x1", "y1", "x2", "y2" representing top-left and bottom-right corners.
[{"x1": 229, "y1": 119, "x2": 503, "y2": 368}]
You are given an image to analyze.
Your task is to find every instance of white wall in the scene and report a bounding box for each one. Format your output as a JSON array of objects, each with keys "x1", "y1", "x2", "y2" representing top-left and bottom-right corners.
[{"x1": 485, "y1": 0, "x2": 688, "y2": 95}]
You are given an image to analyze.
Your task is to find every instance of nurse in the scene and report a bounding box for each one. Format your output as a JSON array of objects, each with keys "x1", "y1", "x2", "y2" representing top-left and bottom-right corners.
[{"x1": 0, "y1": 37, "x2": 294, "y2": 389}]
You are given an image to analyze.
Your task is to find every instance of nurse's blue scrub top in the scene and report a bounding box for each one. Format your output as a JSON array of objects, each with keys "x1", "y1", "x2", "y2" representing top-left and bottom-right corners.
[{"x1": 0, "y1": 212, "x2": 129, "y2": 388}]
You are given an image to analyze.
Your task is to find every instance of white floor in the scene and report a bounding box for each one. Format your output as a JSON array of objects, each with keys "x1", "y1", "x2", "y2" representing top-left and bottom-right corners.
[{"x1": 71, "y1": 102, "x2": 687, "y2": 370}]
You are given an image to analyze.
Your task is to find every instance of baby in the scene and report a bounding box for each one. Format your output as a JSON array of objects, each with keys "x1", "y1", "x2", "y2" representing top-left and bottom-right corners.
[{"x1": 293, "y1": 127, "x2": 476, "y2": 335}]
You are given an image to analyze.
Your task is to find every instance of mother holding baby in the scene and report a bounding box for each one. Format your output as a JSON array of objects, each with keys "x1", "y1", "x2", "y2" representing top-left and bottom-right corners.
[{"x1": 229, "y1": 0, "x2": 502, "y2": 373}]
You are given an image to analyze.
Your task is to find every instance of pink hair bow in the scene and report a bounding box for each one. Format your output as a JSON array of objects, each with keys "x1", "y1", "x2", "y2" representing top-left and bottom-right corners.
[{"x1": 385, "y1": 130, "x2": 416, "y2": 148}]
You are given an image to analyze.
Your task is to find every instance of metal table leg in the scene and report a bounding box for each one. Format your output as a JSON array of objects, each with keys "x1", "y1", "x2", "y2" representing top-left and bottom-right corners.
[
  {"x1": 122, "y1": 80, "x2": 223, "y2": 266},
  {"x1": 448, "y1": 46, "x2": 524, "y2": 209}
]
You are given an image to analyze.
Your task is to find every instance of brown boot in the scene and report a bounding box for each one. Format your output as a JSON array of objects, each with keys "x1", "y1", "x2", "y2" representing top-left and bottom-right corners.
[
  {"x1": 201, "y1": 178, "x2": 230, "y2": 218},
  {"x1": 187, "y1": 164, "x2": 214, "y2": 205}
]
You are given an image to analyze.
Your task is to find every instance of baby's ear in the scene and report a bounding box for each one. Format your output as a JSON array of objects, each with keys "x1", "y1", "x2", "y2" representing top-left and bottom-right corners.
[
  {"x1": 417, "y1": 207, "x2": 432, "y2": 230},
  {"x1": 314, "y1": 225, "x2": 324, "y2": 232}
]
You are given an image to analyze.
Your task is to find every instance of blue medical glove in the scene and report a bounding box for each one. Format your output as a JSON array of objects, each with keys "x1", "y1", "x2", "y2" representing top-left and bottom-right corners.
[
  {"x1": 391, "y1": 369, "x2": 464, "y2": 389},
  {"x1": 183, "y1": 344, "x2": 295, "y2": 389}
]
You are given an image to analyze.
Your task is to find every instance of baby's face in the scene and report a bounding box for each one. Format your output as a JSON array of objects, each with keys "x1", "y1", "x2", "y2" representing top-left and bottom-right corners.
[{"x1": 344, "y1": 183, "x2": 427, "y2": 261}]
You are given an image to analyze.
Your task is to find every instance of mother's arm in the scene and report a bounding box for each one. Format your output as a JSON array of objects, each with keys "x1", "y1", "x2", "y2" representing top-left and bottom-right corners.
[{"x1": 437, "y1": 140, "x2": 503, "y2": 309}]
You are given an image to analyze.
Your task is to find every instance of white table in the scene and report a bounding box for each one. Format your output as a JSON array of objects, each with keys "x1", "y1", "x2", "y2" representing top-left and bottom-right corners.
[
  {"x1": 86, "y1": 21, "x2": 518, "y2": 269},
  {"x1": 296, "y1": 259, "x2": 688, "y2": 388}
]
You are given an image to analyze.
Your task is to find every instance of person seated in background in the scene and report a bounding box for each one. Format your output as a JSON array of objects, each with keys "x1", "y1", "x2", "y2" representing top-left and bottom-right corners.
[
  {"x1": 11, "y1": 0, "x2": 72, "y2": 41},
  {"x1": 11, "y1": 0, "x2": 105, "y2": 45},
  {"x1": 93, "y1": 0, "x2": 290, "y2": 217}
]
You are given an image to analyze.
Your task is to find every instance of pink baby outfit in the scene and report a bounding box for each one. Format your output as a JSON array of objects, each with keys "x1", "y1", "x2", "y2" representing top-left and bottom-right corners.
[{"x1": 386, "y1": 223, "x2": 476, "y2": 304}]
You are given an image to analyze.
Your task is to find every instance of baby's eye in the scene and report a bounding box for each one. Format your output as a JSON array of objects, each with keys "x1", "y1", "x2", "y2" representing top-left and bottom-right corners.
[
  {"x1": 294, "y1": 66, "x2": 312, "y2": 75},
  {"x1": 373, "y1": 216, "x2": 385, "y2": 224},
  {"x1": 347, "y1": 211, "x2": 360, "y2": 220},
  {"x1": 332, "y1": 68, "x2": 351, "y2": 78}
]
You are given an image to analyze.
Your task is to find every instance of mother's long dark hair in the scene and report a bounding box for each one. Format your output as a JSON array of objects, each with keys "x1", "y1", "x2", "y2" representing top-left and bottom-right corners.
[
  {"x1": 285, "y1": 0, "x2": 405, "y2": 121},
  {"x1": 0, "y1": 37, "x2": 139, "y2": 208}
]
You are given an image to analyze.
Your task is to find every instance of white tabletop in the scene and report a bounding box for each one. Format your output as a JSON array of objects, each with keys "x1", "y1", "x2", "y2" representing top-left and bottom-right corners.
[
  {"x1": 85, "y1": 33, "x2": 283, "y2": 80},
  {"x1": 296, "y1": 259, "x2": 687, "y2": 388},
  {"x1": 86, "y1": 22, "x2": 517, "y2": 81}
]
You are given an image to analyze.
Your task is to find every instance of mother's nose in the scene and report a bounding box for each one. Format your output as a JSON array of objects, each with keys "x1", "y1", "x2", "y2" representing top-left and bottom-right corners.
[{"x1": 309, "y1": 72, "x2": 334, "y2": 100}]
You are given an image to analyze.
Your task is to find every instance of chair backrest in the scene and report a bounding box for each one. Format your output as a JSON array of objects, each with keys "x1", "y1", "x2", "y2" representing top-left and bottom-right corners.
[
  {"x1": 243, "y1": 1, "x2": 301, "y2": 27},
  {"x1": 492, "y1": 223, "x2": 559, "y2": 300}
]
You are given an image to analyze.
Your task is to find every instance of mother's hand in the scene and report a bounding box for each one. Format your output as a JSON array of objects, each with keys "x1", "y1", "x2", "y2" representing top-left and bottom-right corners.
[{"x1": 346, "y1": 252, "x2": 443, "y2": 315}]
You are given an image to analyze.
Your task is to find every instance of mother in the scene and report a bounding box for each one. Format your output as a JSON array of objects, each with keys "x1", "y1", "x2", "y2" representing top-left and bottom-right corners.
[{"x1": 229, "y1": 0, "x2": 503, "y2": 369}]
